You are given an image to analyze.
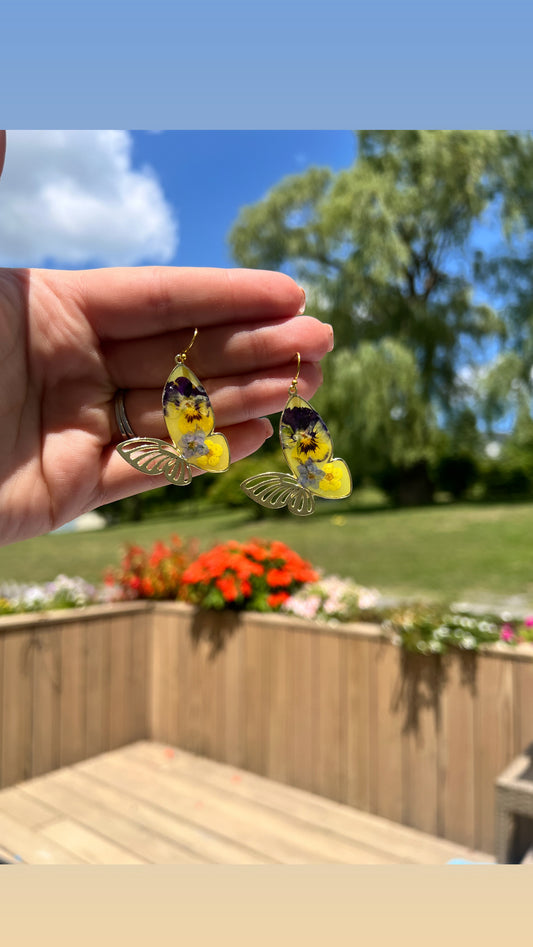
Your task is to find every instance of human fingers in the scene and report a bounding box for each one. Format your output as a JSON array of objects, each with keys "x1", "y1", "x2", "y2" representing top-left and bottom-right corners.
[
  {"x1": 99, "y1": 416, "x2": 275, "y2": 503},
  {"x1": 103, "y1": 316, "x2": 333, "y2": 388},
  {"x1": 110, "y1": 360, "x2": 323, "y2": 442},
  {"x1": 67, "y1": 266, "x2": 306, "y2": 339}
]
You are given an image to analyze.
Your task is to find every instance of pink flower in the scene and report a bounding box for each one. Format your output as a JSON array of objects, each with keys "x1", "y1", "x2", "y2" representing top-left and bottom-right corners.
[
  {"x1": 525, "y1": 616, "x2": 533, "y2": 628},
  {"x1": 500, "y1": 624, "x2": 515, "y2": 643},
  {"x1": 285, "y1": 595, "x2": 321, "y2": 620}
]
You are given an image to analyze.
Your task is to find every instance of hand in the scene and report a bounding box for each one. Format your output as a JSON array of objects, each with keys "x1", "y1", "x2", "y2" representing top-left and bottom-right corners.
[{"x1": 0, "y1": 265, "x2": 333, "y2": 545}]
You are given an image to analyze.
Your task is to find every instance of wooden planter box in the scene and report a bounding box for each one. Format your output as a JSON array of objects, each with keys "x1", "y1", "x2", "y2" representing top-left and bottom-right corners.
[
  {"x1": 0, "y1": 602, "x2": 151, "y2": 788},
  {"x1": 1, "y1": 600, "x2": 533, "y2": 856},
  {"x1": 495, "y1": 744, "x2": 533, "y2": 863}
]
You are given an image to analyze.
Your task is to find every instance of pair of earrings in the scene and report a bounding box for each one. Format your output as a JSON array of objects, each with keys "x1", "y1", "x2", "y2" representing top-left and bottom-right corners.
[{"x1": 115, "y1": 329, "x2": 352, "y2": 516}]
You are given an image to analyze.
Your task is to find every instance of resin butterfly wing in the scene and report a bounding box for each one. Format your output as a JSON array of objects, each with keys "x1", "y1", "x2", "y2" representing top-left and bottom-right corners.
[
  {"x1": 116, "y1": 437, "x2": 192, "y2": 485},
  {"x1": 162, "y1": 363, "x2": 230, "y2": 473},
  {"x1": 240, "y1": 471, "x2": 316, "y2": 515},
  {"x1": 280, "y1": 395, "x2": 352, "y2": 501},
  {"x1": 242, "y1": 394, "x2": 351, "y2": 516}
]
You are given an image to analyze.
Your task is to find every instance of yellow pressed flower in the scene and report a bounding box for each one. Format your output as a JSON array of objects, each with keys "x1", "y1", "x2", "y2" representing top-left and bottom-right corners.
[
  {"x1": 191, "y1": 437, "x2": 226, "y2": 470},
  {"x1": 283, "y1": 431, "x2": 329, "y2": 471},
  {"x1": 319, "y1": 462, "x2": 343, "y2": 492},
  {"x1": 204, "y1": 438, "x2": 224, "y2": 467},
  {"x1": 180, "y1": 398, "x2": 212, "y2": 433},
  {"x1": 294, "y1": 426, "x2": 329, "y2": 462},
  {"x1": 165, "y1": 398, "x2": 212, "y2": 435}
]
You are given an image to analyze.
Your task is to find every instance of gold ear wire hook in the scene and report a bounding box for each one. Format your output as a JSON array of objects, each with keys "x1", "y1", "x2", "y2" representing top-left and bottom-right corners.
[
  {"x1": 175, "y1": 328, "x2": 198, "y2": 364},
  {"x1": 289, "y1": 352, "x2": 301, "y2": 394}
]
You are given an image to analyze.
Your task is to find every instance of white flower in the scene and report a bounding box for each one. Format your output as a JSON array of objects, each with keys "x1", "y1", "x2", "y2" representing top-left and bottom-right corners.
[
  {"x1": 434, "y1": 626, "x2": 450, "y2": 639},
  {"x1": 461, "y1": 634, "x2": 477, "y2": 650},
  {"x1": 358, "y1": 588, "x2": 380, "y2": 609}
]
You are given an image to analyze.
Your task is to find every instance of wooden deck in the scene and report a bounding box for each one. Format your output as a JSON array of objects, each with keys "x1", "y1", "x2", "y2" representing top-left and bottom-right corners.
[{"x1": 0, "y1": 741, "x2": 493, "y2": 865}]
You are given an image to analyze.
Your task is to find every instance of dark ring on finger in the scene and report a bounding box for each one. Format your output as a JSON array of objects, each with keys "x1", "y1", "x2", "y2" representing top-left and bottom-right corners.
[{"x1": 114, "y1": 389, "x2": 136, "y2": 438}]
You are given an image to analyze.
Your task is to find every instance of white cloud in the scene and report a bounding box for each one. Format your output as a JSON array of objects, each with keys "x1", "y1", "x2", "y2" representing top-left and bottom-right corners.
[{"x1": 0, "y1": 131, "x2": 178, "y2": 266}]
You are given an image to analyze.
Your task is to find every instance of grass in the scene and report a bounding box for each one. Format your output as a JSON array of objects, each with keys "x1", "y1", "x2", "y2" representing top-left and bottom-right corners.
[{"x1": 1, "y1": 498, "x2": 533, "y2": 607}]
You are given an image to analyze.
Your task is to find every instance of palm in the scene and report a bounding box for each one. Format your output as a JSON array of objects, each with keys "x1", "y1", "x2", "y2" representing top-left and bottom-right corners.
[{"x1": 0, "y1": 265, "x2": 331, "y2": 545}]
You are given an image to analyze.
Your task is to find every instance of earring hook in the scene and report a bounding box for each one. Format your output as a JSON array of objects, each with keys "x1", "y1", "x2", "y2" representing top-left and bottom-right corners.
[
  {"x1": 175, "y1": 328, "x2": 198, "y2": 364},
  {"x1": 289, "y1": 352, "x2": 301, "y2": 394}
]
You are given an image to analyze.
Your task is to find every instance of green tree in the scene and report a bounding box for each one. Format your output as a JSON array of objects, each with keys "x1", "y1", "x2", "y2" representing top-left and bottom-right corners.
[
  {"x1": 478, "y1": 245, "x2": 533, "y2": 449},
  {"x1": 230, "y1": 131, "x2": 531, "y2": 410},
  {"x1": 229, "y1": 131, "x2": 533, "y2": 501},
  {"x1": 315, "y1": 340, "x2": 438, "y2": 504}
]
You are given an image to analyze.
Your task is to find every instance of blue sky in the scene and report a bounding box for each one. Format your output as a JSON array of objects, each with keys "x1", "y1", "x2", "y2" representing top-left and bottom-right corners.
[
  {"x1": 0, "y1": 130, "x2": 356, "y2": 270},
  {"x1": 130, "y1": 131, "x2": 356, "y2": 268},
  {"x1": 4, "y1": 1, "x2": 533, "y2": 128}
]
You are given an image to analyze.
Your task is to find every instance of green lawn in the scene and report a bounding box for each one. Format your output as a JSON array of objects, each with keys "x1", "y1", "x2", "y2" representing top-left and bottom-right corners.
[{"x1": 1, "y1": 499, "x2": 533, "y2": 607}]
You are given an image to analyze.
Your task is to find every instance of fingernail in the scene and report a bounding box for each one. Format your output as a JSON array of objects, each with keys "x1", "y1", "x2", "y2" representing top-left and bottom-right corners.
[
  {"x1": 297, "y1": 286, "x2": 306, "y2": 315},
  {"x1": 326, "y1": 323, "x2": 334, "y2": 351},
  {"x1": 261, "y1": 418, "x2": 274, "y2": 438}
]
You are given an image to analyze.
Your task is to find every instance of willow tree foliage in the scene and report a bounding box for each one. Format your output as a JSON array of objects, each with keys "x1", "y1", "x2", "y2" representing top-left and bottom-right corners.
[{"x1": 229, "y1": 131, "x2": 533, "y2": 499}]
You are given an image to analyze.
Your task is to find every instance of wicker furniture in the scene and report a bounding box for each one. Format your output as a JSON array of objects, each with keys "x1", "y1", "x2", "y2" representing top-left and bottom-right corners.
[{"x1": 495, "y1": 744, "x2": 533, "y2": 863}]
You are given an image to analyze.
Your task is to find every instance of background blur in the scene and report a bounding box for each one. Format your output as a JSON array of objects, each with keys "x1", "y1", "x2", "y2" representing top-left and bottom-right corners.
[{"x1": 2, "y1": 129, "x2": 533, "y2": 606}]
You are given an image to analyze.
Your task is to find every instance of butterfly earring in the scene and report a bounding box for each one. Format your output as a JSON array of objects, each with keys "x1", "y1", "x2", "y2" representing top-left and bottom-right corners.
[
  {"x1": 116, "y1": 329, "x2": 230, "y2": 485},
  {"x1": 240, "y1": 353, "x2": 352, "y2": 516}
]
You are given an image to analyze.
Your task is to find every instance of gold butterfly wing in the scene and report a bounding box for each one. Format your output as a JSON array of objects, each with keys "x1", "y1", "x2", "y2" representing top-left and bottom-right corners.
[
  {"x1": 240, "y1": 472, "x2": 315, "y2": 516},
  {"x1": 116, "y1": 438, "x2": 192, "y2": 486}
]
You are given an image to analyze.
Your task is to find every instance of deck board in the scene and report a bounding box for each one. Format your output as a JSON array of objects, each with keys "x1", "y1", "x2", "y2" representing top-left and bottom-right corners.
[{"x1": 0, "y1": 741, "x2": 493, "y2": 865}]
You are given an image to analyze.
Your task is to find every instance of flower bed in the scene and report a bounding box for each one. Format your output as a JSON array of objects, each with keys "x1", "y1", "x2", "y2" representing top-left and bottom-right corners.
[
  {"x1": 382, "y1": 601, "x2": 533, "y2": 654},
  {"x1": 0, "y1": 574, "x2": 106, "y2": 613},
  {"x1": 104, "y1": 534, "x2": 196, "y2": 601},
  {"x1": 181, "y1": 539, "x2": 318, "y2": 612},
  {"x1": 2, "y1": 534, "x2": 533, "y2": 655}
]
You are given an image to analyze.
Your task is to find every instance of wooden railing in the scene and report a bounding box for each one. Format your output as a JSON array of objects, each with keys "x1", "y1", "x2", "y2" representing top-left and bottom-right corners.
[
  {"x1": 0, "y1": 603, "x2": 150, "y2": 788},
  {"x1": 2, "y1": 600, "x2": 533, "y2": 854}
]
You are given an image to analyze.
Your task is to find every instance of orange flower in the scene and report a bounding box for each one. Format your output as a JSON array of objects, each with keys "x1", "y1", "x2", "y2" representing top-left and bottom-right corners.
[
  {"x1": 293, "y1": 565, "x2": 319, "y2": 583},
  {"x1": 141, "y1": 577, "x2": 154, "y2": 596},
  {"x1": 175, "y1": 537, "x2": 319, "y2": 613},
  {"x1": 266, "y1": 568, "x2": 293, "y2": 588},
  {"x1": 267, "y1": 591, "x2": 290, "y2": 608},
  {"x1": 108, "y1": 534, "x2": 195, "y2": 600},
  {"x1": 216, "y1": 575, "x2": 239, "y2": 602},
  {"x1": 242, "y1": 541, "x2": 268, "y2": 562},
  {"x1": 268, "y1": 540, "x2": 292, "y2": 559},
  {"x1": 240, "y1": 579, "x2": 252, "y2": 597},
  {"x1": 182, "y1": 561, "x2": 206, "y2": 584},
  {"x1": 149, "y1": 541, "x2": 170, "y2": 567}
]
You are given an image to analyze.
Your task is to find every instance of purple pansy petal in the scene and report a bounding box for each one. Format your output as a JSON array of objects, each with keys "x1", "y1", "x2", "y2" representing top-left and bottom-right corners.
[{"x1": 282, "y1": 406, "x2": 317, "y2": 433}]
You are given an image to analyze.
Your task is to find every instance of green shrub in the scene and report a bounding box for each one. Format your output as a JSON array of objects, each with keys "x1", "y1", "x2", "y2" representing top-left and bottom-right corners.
[
  {"x1": 434, "y1": 454, "x2": 479, "y2": 500},
  {"x1": 480, "y1": 460, "x2": 533, "y2": 500}
]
